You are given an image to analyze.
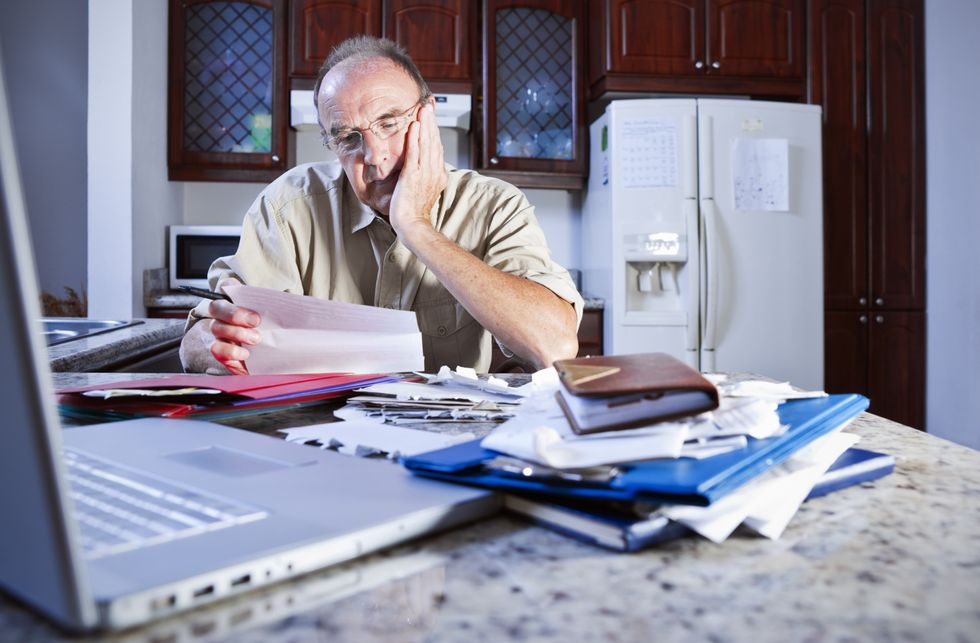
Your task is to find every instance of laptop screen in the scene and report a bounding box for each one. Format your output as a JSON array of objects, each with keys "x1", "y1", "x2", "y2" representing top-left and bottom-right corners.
[{"x1": 0, "y1": 45, "x2": 96, "y2": 629}]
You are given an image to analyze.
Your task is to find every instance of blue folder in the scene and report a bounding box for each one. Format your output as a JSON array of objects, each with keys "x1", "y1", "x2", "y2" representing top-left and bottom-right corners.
[
  {"x1": 401, "y1": 393, "x2": 870, "y2": 507},
  {"x1": 503, "y1": 445, "x2": 895, "y2": 552}
]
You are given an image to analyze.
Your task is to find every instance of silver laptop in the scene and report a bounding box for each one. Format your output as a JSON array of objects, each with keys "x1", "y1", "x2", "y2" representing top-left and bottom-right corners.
[{"x1": 0, "y1": 51, "x2": 497, "y2": 632}]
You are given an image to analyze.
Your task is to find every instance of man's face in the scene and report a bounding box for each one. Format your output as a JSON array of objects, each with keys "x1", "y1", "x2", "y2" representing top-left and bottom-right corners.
[{"x1": 317, "y1": 58, "x2": 422, "y2": 216}]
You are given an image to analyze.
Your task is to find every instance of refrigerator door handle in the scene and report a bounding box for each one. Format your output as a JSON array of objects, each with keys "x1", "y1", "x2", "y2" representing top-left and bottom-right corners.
[
  {"x1": 684, "y1": 199, "x2": 699, "y2": 354},
  {"x1": 700, "y1": 198, "x2": 719, "y2": 354}
]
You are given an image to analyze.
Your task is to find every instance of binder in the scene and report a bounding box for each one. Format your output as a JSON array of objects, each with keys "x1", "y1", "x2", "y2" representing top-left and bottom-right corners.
[
  {"x1": 401, "y1": 394, "x2": 870, "y2": 506},
  {"x1": 503, "y1": 445, "x2": 894, "y2": 551}
]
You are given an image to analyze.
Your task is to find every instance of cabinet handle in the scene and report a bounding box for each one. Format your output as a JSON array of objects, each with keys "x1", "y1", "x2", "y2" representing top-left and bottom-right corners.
[
  {"x1": 711, "y1": 61, "x2": 721, "y2": 69},
  {"x1": 859, "y1": 315, "x2": 868, "y2": 324},
  {"x1": 858, "y1": 297, "x2": 867, "y2": 306},
  {"x1": 695, "y1": 61, "x2": 704, "y2": 69},
  {"x1": 490, "y1": 157, "x2": 499, "y2": 165},
  {"x1": 875, "y1": 297, "x2": 884, "y2": 306},
  {"x1": 875, "y1": 315, "x2": 884, "y2": 324}
]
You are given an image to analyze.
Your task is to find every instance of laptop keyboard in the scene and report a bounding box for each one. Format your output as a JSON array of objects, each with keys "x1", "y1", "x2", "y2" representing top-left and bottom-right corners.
[{"x1": 63, "y1": 448, "x2": 268, "y2": 559}]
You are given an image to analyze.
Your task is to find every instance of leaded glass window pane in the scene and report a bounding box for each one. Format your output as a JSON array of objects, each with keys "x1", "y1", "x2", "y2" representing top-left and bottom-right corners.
[
  {"x1": 495, "y1": 7, "x2": 574, "y2": 160},
  {"x1": 183, "y1": 2, "x2": 273, "y2": 153}
]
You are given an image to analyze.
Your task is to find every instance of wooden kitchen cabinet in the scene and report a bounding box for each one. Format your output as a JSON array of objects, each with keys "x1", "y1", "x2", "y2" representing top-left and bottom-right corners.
[
  {"x1": 384, "y1": 0, "x2": 476, "y2": 92},
  {"x1": 812, "y1": 0, "x2": 925, "y2": 427},
  {"x1": 288, "y1": 0, "x2": 475, "y2": 91},
  {"x1": 588, "y1": 0, "x2": 806, "y2": 100},
  {"x1": 288, "y1": 0, "x2": 382, "y2": 80},
  {"x1": 826, "y1": 310, "x2": 924, "y2": 429},
  {"x1": 479, "y1": 0, "x2": 588, "y2": 190},
  {"x1": 168, "y1": 0, "x2": 290, "y2": 182}
]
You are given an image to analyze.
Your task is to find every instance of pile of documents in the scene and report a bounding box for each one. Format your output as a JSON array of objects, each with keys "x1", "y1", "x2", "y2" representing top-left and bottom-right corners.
[
  {"x1": 275, "y1": 367, "x2": 556, "y2": 459},
  {"x1": 400, "y1": 353, "x2": 893, "y2": 550},
  {"x1": 57, "y1": 373, "x2": 394, "y2": 422}
]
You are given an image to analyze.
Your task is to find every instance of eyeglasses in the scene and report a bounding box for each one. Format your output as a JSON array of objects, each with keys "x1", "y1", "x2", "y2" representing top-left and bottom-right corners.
[{"x1": 324, "y1": 98, "x2": 425, "y2": 155}]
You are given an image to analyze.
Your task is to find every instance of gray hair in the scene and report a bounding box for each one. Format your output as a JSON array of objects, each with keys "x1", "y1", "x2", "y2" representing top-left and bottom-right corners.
[{"x1": 312, "y1": 36, "x2": 431, "y2": 115}]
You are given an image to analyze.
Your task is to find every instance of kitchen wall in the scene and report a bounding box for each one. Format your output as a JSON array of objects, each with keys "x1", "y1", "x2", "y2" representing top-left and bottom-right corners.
[
  {"x1": 88, "y1": 0, "x2": 181, "y2": 319},
  {"x1": 0, "y1": 0, "x2": 88, "y2": 306},
  {"x1": 925, "y1": 1, "x2": 980, "y2": 450}
]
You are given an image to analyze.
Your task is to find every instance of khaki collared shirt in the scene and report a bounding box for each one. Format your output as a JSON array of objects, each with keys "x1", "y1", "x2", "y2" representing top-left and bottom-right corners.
[{"x1": 187, "y1": 162, "x2": 583, "y2": 372}]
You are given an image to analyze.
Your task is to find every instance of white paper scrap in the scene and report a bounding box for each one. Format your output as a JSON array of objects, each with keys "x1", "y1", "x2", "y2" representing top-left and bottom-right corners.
[
  {"x1": 355, "y1": 381, "x2": 519, "y2": 404},
  {"x1": 732, "y1": 138, "x2": 790, "y2": 211},
  {"x1": 481, "y1": 394, "x2": 687, "y2": 469},
  {"x1": 224, "y1": 284, "x2": 424, "y2": 375},
  {"x1": 661, "y1": 429, "x2": 859, "y2": 543},
  {"x1": 279, "y1": 420, "x2": 473, "y2": 459},
  {"x1": 425, "y1": 365, "x2": 559, "y2": 398}
]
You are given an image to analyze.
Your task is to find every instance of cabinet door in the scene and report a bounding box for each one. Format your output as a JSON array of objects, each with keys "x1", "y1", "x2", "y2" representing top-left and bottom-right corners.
[
  {"x1": 168, "y1": 0, "x2": 289, "y2": 182},
  {"x1": 289, "y1": 0, "x2": 382, "y2": 78},
  {"x1": 809, "y1": 0, "x2": 868, "y2": 310},
  {"x1": 868, "y1": 311, "x2": 925, "y2": 429},
  {"x1": 482, "y1": 0, "x2": 587, "y2": 189},
  {"x1": 384, "y1": 0, "x2": 474, "y2": 91},
  {"x1": 825, "y1": 310, "x2": 869, "y2": 399},
  {"x1": 867, "y1": 0, "x2": 925, "y2": 310},
  {"x1": 706, "y1": 0, "x2": 804, "y2": 78},
  {"x1": 596, "y1": 0, "x2": 705, "y2": 77}
]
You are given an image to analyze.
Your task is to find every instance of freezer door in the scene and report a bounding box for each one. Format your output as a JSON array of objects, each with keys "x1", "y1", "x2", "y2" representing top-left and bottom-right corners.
[{"x1": 697, "y1": 100, "x2": 824, "y2": 390}]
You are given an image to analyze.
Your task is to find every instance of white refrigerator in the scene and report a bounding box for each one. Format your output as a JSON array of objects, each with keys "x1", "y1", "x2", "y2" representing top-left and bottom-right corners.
[{"x1": 582, "y1": 99, "x2": 824, "y2": 390}]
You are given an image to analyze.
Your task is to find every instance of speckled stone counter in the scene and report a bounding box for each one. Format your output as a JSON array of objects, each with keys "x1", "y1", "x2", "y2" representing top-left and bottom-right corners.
[
  {"x1": 46, "y1": 319, "x2": 185, "y2": 372},
  {"x1": 3, "y1": 372, "x2": 978, "y2": 642}
]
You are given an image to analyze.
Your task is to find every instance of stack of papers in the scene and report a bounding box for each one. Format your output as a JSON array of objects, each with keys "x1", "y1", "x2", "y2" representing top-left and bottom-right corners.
[
  {"x1": 57, "y1": 373, "x2": 394, "y2": 421},
  {"x1": 401, "y1": 373, "x2": 884, "y2": 548},
  {"x1": 336, "y1": 366, "x2": 552, "y2": 426}
]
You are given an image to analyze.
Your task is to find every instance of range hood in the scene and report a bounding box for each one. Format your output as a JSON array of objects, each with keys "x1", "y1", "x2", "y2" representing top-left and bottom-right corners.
[{"x1": 290, "y1": 90, "x2": 471, "y2": 132}]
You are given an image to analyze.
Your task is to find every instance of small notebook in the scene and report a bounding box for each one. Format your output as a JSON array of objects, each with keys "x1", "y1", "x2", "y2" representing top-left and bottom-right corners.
[{"x1": 554, "y1": 353, "x2": 720, "y2": 434}]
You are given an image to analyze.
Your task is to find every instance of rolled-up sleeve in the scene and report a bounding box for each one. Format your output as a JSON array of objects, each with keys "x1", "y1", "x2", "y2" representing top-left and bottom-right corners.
[{"x1": 481, "y1": 190, "x2": 585, "y2": 327}]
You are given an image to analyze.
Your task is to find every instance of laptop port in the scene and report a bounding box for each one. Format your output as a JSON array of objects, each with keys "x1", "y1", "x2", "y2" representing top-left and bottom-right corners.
[
  {"x1": 150, "y1": 594, "x2": 177, "y2": 611},
  {"x1": 230, "y1": 573, "x2": 251, "y2": 588},
  {"x1": 192, "y1": 584, "x2": 215, "y2": 599}
]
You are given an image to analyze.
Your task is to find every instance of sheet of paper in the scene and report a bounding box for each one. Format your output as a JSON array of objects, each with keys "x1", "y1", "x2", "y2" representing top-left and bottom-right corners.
[
  {"x1": 732, "y1": 138, "x2": 790, "y2": 211},
  {"x1": 279, "y1": 419, "x2": 473, "y2": 459},
  {"x1": 224, "y1": 284, "x2": 424, "y2": 374},
  {"x1": 481, "y1": 394, "x2": 687, "y2": 469},
  {"x1": 619, "y1": 118, "x2": 678, "y2": 188},
  {"x1": 661, "y1": 430, "x2": 859, "y2": 543}
]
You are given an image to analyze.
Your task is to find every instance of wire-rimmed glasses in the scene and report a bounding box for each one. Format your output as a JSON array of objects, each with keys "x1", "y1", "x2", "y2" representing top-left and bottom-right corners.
[{"x1": 324, "y1": 98, "x2": 426, "y2": 155}]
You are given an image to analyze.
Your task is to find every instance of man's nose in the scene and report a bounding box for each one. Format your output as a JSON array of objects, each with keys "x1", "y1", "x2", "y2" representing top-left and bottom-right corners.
[{"x1": 360, "y1": 130, "x2": 389, "y2": 166}]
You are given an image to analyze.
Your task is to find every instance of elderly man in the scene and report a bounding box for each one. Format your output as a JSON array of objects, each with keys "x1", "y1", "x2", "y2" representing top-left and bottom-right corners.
[{"x1": 179, "y1": 36, "x2": 583, "y2": 375}]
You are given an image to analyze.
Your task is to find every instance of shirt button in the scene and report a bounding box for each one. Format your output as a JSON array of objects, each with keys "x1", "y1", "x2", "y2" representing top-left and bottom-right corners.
[
  {"x1": 387, "y1": 253, "x2": 396, "y2": 262},
  {"x1": 437, "y1": 325, "x2": 447, "y2": 336}
]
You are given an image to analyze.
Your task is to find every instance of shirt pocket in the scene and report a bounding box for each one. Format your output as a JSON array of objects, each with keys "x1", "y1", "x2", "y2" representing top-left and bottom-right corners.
[{"x1": 414, "y1": 297, "x2": 482, "y2": 370}]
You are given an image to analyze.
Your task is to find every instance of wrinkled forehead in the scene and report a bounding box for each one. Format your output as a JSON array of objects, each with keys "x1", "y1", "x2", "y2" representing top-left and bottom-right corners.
[{"x1": 317, "y1": 57, "x2": 419, "y2": 130}]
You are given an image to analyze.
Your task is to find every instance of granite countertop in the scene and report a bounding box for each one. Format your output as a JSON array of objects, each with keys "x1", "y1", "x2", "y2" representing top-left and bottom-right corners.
[
  {"x1": 5, "y1": 372, "x2": 978, "y2": 641},
  {"x1": 46, "y1": 319, "x2": 185, "y2": 373}
]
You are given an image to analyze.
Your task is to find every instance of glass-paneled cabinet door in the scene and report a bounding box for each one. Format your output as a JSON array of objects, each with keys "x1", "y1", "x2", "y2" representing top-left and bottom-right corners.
[
  {"x1": 168, "y1": 0, "x2": 289, "y2": 182},
  {"x1": 481, "y1": 0, "x2": 586, "y2": 190}
]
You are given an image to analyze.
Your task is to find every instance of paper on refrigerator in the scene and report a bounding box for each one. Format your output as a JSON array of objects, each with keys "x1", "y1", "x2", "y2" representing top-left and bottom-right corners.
[{"x1": 224, "y1": 284, "x2": 425, "y2": 374}]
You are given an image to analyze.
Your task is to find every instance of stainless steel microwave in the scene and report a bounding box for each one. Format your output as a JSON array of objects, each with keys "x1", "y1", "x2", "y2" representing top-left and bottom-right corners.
[{"x1": 168, "y1": 225, "x2": 241, "y2": 290}]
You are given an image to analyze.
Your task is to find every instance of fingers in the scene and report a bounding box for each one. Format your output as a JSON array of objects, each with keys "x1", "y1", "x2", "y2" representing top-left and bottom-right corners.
[
  {"x1": 205, "y1": 318, "x2": 253, "y2": 375},
  {"x1": 202, "y1": 283, "x2": 259, "y2": 375},
  {"x1": 208, "y1": 298, "x2": 261, "y2": 326}
]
